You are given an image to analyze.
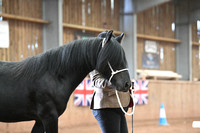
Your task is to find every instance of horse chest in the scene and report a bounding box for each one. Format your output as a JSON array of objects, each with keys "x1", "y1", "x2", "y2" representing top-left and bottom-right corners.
[
  {"x1": 34, "y1": 90, "x2": 67, "y2": 118},
  {"x1": 33, "y1": 80, "x2": 68, "y2": 117}
]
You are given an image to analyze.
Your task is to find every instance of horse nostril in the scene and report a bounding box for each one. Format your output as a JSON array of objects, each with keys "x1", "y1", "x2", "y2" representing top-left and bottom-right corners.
[{"x1": 125, "y1": 81, "x2": 131, "y2": 89}]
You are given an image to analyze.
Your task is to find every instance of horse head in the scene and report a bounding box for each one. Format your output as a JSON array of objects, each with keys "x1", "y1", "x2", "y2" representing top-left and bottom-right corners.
[{"x1": 96, "y1": 30, "x2": 131, "y2": 92}]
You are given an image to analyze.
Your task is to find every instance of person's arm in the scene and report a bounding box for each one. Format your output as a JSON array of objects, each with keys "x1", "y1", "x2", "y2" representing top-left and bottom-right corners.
[{"x1": 89, "y1": 70, "x2": 112, "y2": 89}]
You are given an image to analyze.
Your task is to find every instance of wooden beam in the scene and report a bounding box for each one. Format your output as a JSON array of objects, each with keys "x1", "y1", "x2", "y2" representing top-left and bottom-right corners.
[
  {"x1": 63, "y1": 23, "x2": 122, "y2": 35},
  {"x1": 0, "y1": 13, "x2": 49, "y2": 24},
  {"x1": 137, "y1": 34, "x2": 181, "y2": 43},
  {"x1": 192, "y1": 41, "x2": 200, "y2": 46},
  {"x1": 63, "y1": 23, "x2": 182, "y2": 44}
]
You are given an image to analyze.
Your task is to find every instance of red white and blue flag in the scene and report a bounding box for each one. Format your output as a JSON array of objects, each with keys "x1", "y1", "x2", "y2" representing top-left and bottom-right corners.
[
  {"x1": 74, "y1": 78, "x2": 94, "y2": 106},
  {"x1": 133, "y1": 80, "x2": 149, "y2": 105}
]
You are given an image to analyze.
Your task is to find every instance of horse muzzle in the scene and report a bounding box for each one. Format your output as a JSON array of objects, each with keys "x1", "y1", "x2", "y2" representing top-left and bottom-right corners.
[{"x1": 115, "y1": 80, "x2": 131, "y2": 92}]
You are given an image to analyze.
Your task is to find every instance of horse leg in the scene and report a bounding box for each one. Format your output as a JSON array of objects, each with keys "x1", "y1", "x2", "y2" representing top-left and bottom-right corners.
[
  {"x1": 43, "y1": 117, "x2": 58, "y2": 133},
  {"x1": 31, "y1": 121, "x2": 44, "y2": 133}
]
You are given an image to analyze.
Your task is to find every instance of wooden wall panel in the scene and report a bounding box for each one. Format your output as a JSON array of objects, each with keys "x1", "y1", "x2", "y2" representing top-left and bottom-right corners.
[
  {"x1": 137, "y1": 2, "x2": 176, "y2": 71},
  {"x1": 144, "y1": 7, "x2": 159, "y2": 36},
  {"x1": 137, "y1": 11, "x2": 144, "y2": 34},
  {"x1": 192, "y1": 45, "x2": 200, "y2": 80},
  {"x1": 159, "y1": 3, "x2": 175, "y2": 38},
  {"x1": 3, "y1": 0, "x2": 42, "y2": 18},
  {"x1": 192, "y1": 22, "x2": 200, "y2": 80},
  {"x1": 133, "y1": 80, "x2": 200, "y2": 120},
  {"x1": 63, "y1": 0, "x2": 120, "y2": 44},
  {"x1": 137, "y1": 39, "x2": 144, "y2": 69},
  {"x1": 0, "y1": 0, "x2": 43, "y2": 61},
  {"x1": 138, "y1": 5, "x2": 199, "y2": 79},
  {"x1": 159, "y1": 42, "x2": 176, "y2": 71},
  {"x1": 192, "y1": 22, "x2": 198, "y2": 42}
]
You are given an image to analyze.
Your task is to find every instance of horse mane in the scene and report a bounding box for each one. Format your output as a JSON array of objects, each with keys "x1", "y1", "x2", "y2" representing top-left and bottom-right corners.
[
  {"x1": 7, "y1": 36, "x2": 127, "y2": 81},
  {"x1": 10, "y1": 38, "x2": 102, "y2": 80}
]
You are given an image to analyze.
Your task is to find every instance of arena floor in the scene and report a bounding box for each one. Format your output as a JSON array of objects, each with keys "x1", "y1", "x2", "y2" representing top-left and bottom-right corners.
[{"x1": 59, "y1": 118, "x2": 200, "y2": 133}]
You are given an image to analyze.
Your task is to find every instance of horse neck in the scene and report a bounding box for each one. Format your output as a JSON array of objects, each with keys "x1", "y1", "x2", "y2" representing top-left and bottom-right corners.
[
  {"x1": 65, "y1": 38, "x2": 102, "y2": 72},
  {"x1": 80, "y1": 38, "x2": 103, "y2": 71},
  {"x1": 57, "y1": 38, "x2": 103, "y2": 96},
  {"x1": 46, "y1": 38, "x2": 102, "y2": 82}
]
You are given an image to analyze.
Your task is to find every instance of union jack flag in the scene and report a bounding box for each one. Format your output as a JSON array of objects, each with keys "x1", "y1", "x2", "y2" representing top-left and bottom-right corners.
[
  {"x1": 74, "y1": 78, "x2": 94, "y2": 106},
  {"x1": 133, "y1": 80, "x2": 149, "y2": 105}
]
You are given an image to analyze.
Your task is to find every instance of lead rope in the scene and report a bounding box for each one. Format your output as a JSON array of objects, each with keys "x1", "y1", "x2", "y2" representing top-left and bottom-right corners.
[
  {"x1": 108, "y1": 62, "x2": 135, "y2": 116},
  {"x1": 108, "y1": 62, "x2": 135, "y2": 133}
]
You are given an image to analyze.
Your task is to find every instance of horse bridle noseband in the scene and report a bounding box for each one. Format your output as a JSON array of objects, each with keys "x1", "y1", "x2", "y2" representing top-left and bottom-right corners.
[{"x1": 107, "y1": 62, "x2": 128, "y2": 83}]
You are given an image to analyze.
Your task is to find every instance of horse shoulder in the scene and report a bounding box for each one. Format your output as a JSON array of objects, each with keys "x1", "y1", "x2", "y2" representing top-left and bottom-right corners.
[{"x1": 34, "y1": 72, "x2": 67, "y2": 116}]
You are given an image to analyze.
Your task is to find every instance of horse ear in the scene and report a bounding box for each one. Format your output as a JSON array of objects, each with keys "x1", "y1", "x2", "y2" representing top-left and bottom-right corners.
[
  {"x1": 105, "y1": 30, "x2": 113, "y2": 44},
  {"x1": 116, "y1": 33, "x2": 124, "y2": 43}
]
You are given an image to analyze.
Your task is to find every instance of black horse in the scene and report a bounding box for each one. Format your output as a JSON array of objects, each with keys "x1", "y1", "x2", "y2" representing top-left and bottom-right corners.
[{"x1": 0, "y1": 30, "x2": 131, "y2": 133}]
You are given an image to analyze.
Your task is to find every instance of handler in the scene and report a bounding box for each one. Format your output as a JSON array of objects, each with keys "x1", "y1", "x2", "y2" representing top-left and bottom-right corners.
[{"x1": 89, "y1": 70, "x2": 130, "y2": 133}]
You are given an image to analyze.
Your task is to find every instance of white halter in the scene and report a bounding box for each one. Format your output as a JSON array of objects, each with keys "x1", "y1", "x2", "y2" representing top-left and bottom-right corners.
[
  {"x1": 107, "y1": 62, "x2": 135, "y2": 116},
  {"x1": 108, "y1": 62, "x2": 128, "y2": 83}
]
